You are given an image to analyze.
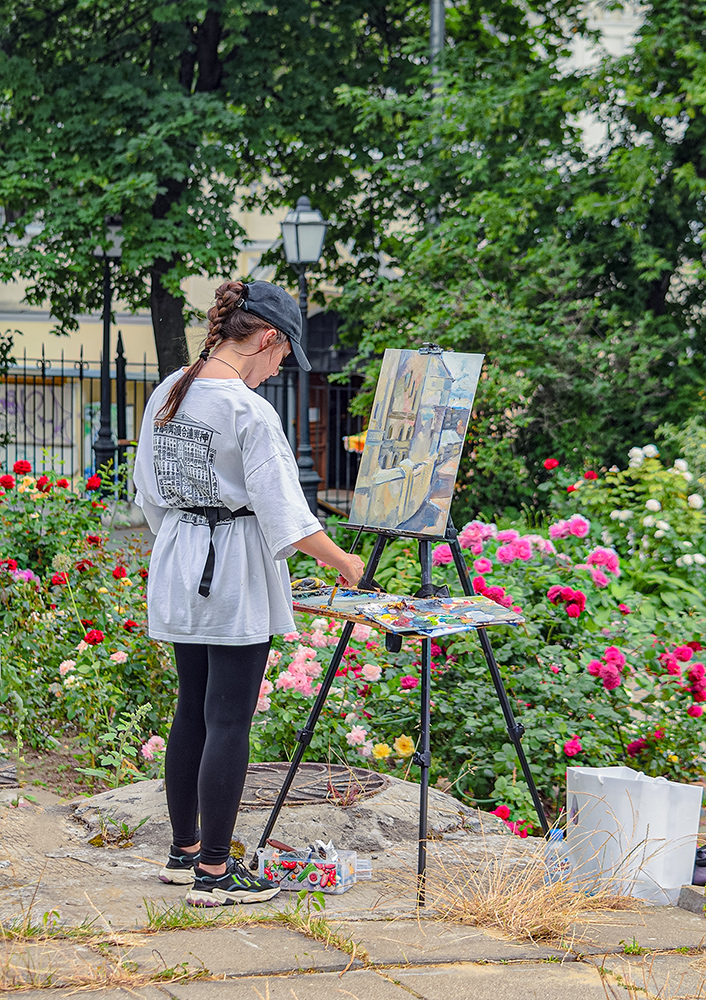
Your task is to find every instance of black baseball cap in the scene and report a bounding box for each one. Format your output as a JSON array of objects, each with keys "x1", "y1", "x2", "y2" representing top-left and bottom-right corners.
[{"x1": 241, "y1": 280, "x2": 311, "y2": 372}]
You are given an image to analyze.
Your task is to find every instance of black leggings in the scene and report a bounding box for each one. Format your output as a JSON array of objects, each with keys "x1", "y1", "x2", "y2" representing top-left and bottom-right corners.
[{"x1": 166, "y1": 640, "x2": 271, "y2": 865}]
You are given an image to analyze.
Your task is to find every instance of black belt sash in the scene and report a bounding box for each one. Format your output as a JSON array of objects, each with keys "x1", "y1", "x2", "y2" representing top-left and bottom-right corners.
[{"x1": 181, "y1": 505, "x2": 256, "y2": 598}]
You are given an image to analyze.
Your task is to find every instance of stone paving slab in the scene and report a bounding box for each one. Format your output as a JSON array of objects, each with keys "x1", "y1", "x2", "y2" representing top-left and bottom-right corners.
[
  {"x1": 0, "y1": 939, "x2": 106, "y2": 987},
  {"x1": 569, "y1": 907, "x2": 706, "y2": 954},
  {"x1": 165, "y1": 969, "x2": 417, "y2": 999},
  {"x1": 109, "y1": 925, "x2": 357, "y2": 977},
  {"x1": 392, "y1": 961, "x2": 614, "y2": 999},
  {"x1": 595, "y1": 953, "x2": 706, "y2": 999},
  {"x1": 338, "y1": 918, "x2": 572, "y2": 965},
  {"x1": 0, "y1": 991, "x2": 168, "y2": 1000}
]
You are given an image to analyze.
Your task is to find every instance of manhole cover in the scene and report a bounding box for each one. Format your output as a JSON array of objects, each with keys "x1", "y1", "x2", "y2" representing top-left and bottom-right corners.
[{"x1": 241, "y1": 762, "x2": 389, "y2": 808}]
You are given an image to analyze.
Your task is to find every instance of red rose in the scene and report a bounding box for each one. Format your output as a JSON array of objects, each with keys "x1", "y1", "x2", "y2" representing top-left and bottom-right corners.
[
  {"x1": 123, "y1": 619, "x2": 138, "y2": 632},
  {"x1": 112, "y1": 566, "x2": 127, "y2": 579},
  {"x1": 0, "y1": 475, "x2": 15, "y2": 489},
  {"x1": 86, "y1": 475, "x2": 101, "y2": 491},
  {"x1": 83, "y1": 629, "x2": 104, "y2": 645},
  {"x1": 55, "y1": 478, "x2": 69, "y2": 488},
  {"x1": 12, "y1": 460, "x2": 31, "y2": 475},
  {"x1": 138, "y1": 568, "x2": 148, "y2": 579},
  {"x1": 566, "y1": 484, "x2": 577, "y2": 493},
  {"x1": 543, "y1": 458, "x2": 559, "y2": 470},
  {"x1": 0, "y1": 558, "x2": 18, "y2": 572},
  {"x1": 86, "y1": 534, "x2": 102, "y2": 546},
  {"x1": 80, "y1": 619, "x2": 95, "y2": 627},
  {"x1": 492, "y1": 804, "x2": 511, "y2": 820},
  {"x1": 584, "y1": 470, "x2": 598, "y2": 480},
  {"x1": 688, "y1": 704, "x2": 704, "y2": 718},
  {"x1": 51, "y1": 572, "x2": 68, "y2": 585},
  {"x1": 35, "y1": 475, "x2": 51, "y2": 492},
  {"x1": 75, "y1": 559, "x2": 94, "y2": 572}
]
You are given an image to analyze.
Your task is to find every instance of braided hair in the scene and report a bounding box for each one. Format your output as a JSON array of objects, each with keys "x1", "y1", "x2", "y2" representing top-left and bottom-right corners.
[{"x1": 154, "y1": 280, "x2": 287, "y2": 426}]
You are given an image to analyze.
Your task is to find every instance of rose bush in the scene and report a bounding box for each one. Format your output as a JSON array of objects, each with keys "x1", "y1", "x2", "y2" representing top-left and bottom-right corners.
[{"x1": 1, "y1": 447, "x2": 705, "y2": 822}]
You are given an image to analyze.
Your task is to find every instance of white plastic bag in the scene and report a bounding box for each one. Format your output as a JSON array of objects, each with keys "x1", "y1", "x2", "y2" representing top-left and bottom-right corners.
[{"x1": 566, "y1": 765, "x2": 703, "y2": 904}]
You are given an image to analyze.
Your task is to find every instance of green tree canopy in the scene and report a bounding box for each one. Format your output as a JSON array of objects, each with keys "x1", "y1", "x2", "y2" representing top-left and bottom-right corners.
[{"x1": 0, "y1": 0, "x2": 421, "y2": 376}]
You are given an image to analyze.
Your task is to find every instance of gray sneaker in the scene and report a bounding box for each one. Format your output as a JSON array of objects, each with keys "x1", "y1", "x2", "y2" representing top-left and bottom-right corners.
[{"x1": 185, "y1": 856, "x2": 280, "y2": 907}]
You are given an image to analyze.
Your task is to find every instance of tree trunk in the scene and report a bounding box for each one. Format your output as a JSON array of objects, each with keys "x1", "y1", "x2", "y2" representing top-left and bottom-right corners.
[{"x1": 150, "y1": 256, "x2": 190, "y2": 380}]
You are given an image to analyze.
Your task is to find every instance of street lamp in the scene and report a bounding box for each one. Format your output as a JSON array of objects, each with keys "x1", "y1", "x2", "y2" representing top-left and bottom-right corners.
[
  {"x1": 281, "y1": 196, "x2": 328, "y2": 513},
  {"x1": 92, "y1": 216, "x2": 123, "y2": 479}
]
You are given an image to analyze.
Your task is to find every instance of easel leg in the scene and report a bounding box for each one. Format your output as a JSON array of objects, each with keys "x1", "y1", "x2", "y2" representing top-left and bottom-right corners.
[
  {"x1": 414, "y1": 539, "x2": 433, "y2": 905},
  {"x1": 446, "y1": 524, "x2": 549, "y2": 836},
  {"x1": 250, "y1": 533, "x2": 392, "y2": 869}
]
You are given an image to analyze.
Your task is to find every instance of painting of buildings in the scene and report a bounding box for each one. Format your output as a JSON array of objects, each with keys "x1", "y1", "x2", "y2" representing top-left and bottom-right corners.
[{"x1": 348, "y1": 349, "x2": 484, "y2": 535}]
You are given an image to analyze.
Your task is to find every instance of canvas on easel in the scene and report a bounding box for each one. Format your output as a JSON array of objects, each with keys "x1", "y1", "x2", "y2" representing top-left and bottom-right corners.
[{"x1": 348, "y1": 348, "x2": 483, "y2": 535}]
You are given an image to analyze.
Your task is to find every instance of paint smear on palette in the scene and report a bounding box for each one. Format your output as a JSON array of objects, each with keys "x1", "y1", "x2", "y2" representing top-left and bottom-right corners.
[
  {"x1": 292, "y1": 587, "x2": 393, "y2": 626},
  {"x1": 356, "y1": 596, "x2": 524, "y2": 637},
  {"x1": 292, "y1": 588, "x2": 524, "y2": 636}
]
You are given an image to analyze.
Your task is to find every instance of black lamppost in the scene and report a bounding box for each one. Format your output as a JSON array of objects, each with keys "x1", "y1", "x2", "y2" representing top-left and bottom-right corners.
[
  {"x1": 281, "y1": 196, "x2": 328, "y2": 513},
  {"x1": 92, "y1": 217, "x2": 123, "y2": 477}
]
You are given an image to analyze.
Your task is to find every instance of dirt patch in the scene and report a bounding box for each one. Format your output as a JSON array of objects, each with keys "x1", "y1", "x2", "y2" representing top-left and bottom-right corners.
[{"x1": 5, "y1": 740, "x2": 110, "y2": 800}]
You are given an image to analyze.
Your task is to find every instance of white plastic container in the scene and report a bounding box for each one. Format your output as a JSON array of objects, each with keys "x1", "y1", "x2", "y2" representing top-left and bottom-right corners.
[{"x1": 566, "y1": 765, "x2": 703, "y2": 904}]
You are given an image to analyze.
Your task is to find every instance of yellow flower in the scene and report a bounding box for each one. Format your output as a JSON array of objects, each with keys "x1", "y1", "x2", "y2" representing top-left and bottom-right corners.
[
  {"x1": 668, "y1": 754, "x2": 679, "y2": 763},
  {"x1": 97, "y1": 587, "x2": 109, "y2": 594},
  {"x1": 393, "y1": 734, "x2": 415, "y2": 758},
  {"x1": 30, "y1": 492, "x2": 43, "y2": 501},
  {"x1": 119, "y1": 578, "x2": 133, "y2": 587},
  {"x1": 29, "y1": 512, "x2": 40, "y2": 519},
  {"x1": 372, "y1": 743, "x2": 391, "y2": 760},
  {"x1": 21, "y1": 476, "x2": 35, "y2": 488}
]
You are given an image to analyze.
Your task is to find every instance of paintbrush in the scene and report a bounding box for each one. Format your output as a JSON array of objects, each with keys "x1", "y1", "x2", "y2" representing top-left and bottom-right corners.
[{"x1": 327, "y1": 526, "x2": 365, "y2": 607}]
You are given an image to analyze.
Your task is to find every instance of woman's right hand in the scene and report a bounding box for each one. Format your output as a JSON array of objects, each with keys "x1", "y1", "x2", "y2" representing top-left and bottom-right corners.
[{"x1": 337, "y1": 554, "x2": 366, "y2": 588}]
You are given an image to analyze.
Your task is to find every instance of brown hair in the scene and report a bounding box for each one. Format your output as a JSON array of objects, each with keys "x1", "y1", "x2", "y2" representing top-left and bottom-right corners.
[{"x1": 155, "y1": 280, "x2": 288, "y2": 426}]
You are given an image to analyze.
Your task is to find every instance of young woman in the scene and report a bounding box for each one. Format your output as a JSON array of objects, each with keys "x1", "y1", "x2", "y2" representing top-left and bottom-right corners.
[{"x1": 133, "y1": 279, "x2": 365, "y2": 906}]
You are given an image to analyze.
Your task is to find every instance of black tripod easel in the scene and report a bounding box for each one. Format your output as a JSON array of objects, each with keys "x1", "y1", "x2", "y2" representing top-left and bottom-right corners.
[{"x1": 251, "y1": 519, "x2": 549, "y2": 904}]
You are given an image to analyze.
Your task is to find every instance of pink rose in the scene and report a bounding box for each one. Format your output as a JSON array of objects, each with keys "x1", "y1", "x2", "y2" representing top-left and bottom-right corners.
[
  {"x1": 109, "y1": 651, "x2": 128, "y2": 664},
  {"x1": 400, "y1": 675, "x2": 419, "y2": 690},
  {"x1": 492, "y1": 804, "x2": 511, "y2": 819},
  {"x1": 255, "y1": 695, "x2": 271, "y2": 713},
  {"x1": 600, "y1": 665, "x2": 622, "y2": 690},
  {"x1": 496, "y1": 544, "x2": 516, "y2": 564},
  {"x1": 260, "y1": 678, "x2": 274, "y2": 696},
  {"x1": 496, "y1": 529, "x2": 520, "y2": 543},
  {"x1": 59, "y1": 659, "x2": 76, "y2": 676},
  {"x1": 566, "y1": 603, "x2": 582, "y2": 618},
  {"x1": 352, "y1": 623, "x2": 372, "y2": 641},
  {"x1": 431, "y1": 543, "x2": 453, "y2": 566},
  {"x1": 688, "y1": 704, "x2": 703, "y2": 718},
  {"x1": 472, "y1": 575, "x2": 487, "y2": 594},
  {"x1": 674, "y1": 646, "x2": 694, "y2": 663},
  {"x1": 362, "y1": 663, "x2": 382, "y2": 682},
  {"x1": 267, "y1": 650, "x2": 282, "y2": 668},
  {"x1": 275, "y1": 671, "x2": 297, "y2": 690},
  {"x1": 310, "y1": 629, "x2": 328, "y2": 648},
  {"x1": 587, "y1": 660, "x2": 602, "y2": 676},
  {"x1": 512, "y1": 538, "x2": 532, "y2": 561},
  {"x1": 345, "y1": 725, "x2": 368, "y2": 746},
  {"x1": 564, "y1": 736, "x2": 582, "y2": 757},
  {"x1": 283, "y1": 631, "x2": 301, "y2": 642},
  {"x1": 568, "y1": 514, "x2": 590, "y2": 538},
  {"x1": 474, "y1": 557, "x2": 493, "y2": 574},
  {"x1": 618, "y1": 604, "x2": 631, "y2": 615},
  {"x1": 590, "y1": 568, "x2": 609, "y2": 588},
  {"x1": 603, "y1": 647, "x2": 625, "y2": 668},
  {"x1": 549, "y1": 520, "x2": 570, "y2": 540},
  {"x1": 550, "y1": 665, "x2": 560, "y2": 674}
]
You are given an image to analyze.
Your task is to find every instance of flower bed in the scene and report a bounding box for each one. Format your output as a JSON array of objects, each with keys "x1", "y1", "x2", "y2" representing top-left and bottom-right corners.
[{"x1": 0, "y1": 448, "x2": 704, "y2": 833}]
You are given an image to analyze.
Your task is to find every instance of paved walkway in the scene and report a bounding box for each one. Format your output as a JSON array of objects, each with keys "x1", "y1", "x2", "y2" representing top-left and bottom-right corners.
[{"x1": 0, "y1": 785, "x2": 705, "y2": 997}]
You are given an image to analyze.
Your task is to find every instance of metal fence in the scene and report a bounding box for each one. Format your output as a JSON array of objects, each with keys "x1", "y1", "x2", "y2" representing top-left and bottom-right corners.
[{"x1": 0, "y1": 346, "x2": 363, "y2": 512}]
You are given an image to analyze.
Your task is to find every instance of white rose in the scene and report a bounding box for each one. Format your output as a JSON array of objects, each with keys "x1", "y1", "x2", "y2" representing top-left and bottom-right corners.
[
  {"x1": 682, "y1": 471, "x2": 693, "y2": 482},
  {"x1": 655, "y1": 520, "x2": 670, "y2": 531},
  {"x1": 643, "y1": 445, "x2": 659, "y2": 458},
  {"x1": 684, "y1": 541, "x2": 693, "y2": 548},
  {"x1": 674, "y1": 459, "x2": 689, "y2": 472},
  {"x1": 676, "y1": 556, "x2": 685, "y2": 567},
  {"x1": 682, "y1": 553, "x2": 694, "y2": 566},
  {"x1": 629, "y1": 458, "x2": 644, "y2": 469},
  {"x1": 645, "y1": 499, "x2": 661, "y2": 512},
  {"x1": 694, "y1": 554, "x2": 706, "y2": 566},
  {"x1": 642, "y1": 515, "x2": 655, "y2": 527},
  {"x1": 609, "y1": 510, "x2": 620, "y2": 520},
  {"x1": 617, "y1": 510, "x2": 634, "y2": 522},
  {"x1": 688, "y1": 494, "x2": 704, "y2": 510},
  {"x1": 628, "y1": 447, "x2": 645, "y2": 460},
  {"x1": 655, "y1": 530, "x2": 665, "y2": 539}
]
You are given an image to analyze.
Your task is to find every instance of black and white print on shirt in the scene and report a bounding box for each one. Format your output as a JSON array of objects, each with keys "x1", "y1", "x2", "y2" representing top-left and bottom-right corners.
[{"x1": 153, "y1": 411, "x2": 222, "y2": 518}]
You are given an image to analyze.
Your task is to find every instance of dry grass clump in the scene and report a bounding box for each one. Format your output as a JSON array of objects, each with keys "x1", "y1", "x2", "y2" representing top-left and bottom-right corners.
[{"x1": 379, "y1": 838, "x2": 634, "y2": 944}]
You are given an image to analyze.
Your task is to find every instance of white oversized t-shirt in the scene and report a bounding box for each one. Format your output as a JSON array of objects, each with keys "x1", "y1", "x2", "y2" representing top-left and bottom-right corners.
[{"x1": 133, "y1": 371, "x2": 322, "y2": 645}]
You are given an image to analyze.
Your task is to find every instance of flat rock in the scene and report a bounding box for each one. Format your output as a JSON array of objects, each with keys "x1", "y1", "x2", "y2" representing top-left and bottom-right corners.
[
  {"x1": 167, "y1": 969, "x2": 419, "y2": 999},
  {"x1": 596, "y1": 953, "x2": 706, "y2": 999},
  {"x1": 71, "y1": 773, "x2": 509, "y2": 853}
]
